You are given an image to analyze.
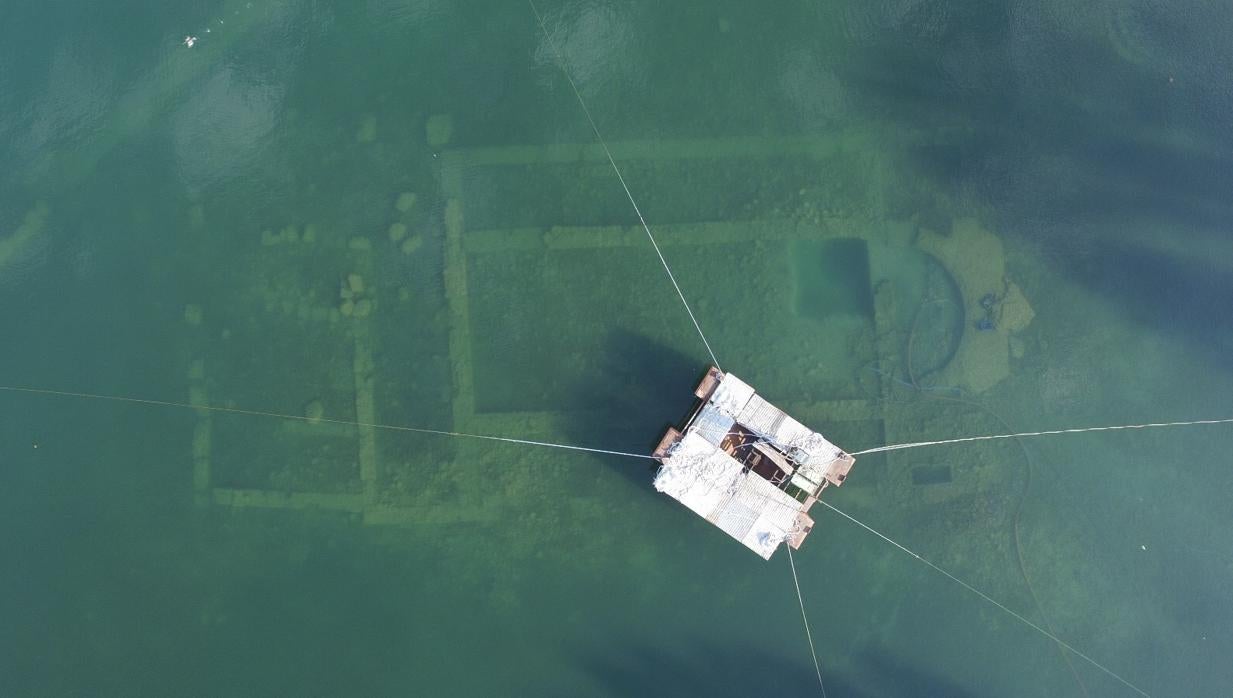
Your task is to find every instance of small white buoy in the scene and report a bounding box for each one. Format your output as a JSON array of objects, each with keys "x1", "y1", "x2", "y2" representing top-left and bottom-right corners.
[
  {"x1": 183, "y1": 35, "x2": 197, "y2": 48},
  {"x1": 1140, "y1": 544, "x2": 1147, "y2": 551}
]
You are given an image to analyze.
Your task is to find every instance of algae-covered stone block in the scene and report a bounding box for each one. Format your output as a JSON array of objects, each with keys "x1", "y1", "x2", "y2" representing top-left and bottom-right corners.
[
  {"x1": 1009, "y1": 335, "x2": 1026, "y2": 359},
  {"x1": 395, "y1": 192, "x2": 417, "y2": 213},
  {"x1": 426, "y1": 114, "x2": 453, "y2": 147},
  {"x1": 354, "y1": 298, "x2": 373, "y2": 317},
  {"x1": 348, "y1": 237, "x2": 372, "y2": 251},
  {"x1": 388, "y1": 222, "x2": 407, "y2": 242},
  {"x1": 302, "y1": 224, "x2": 318, "y2": 244},
  {"x1": 189, "y1": 385, "x2": 208, "y2": 407},
  {"x1": 1, "y1": 202, "x2": 49, "y2": 271},
  {"x1": 998, "y1": 281, "x2": 1035, "y2": 333},
  {"x1": 184, "y1": 305, "x2": 203, "y2": 326},
  {"x1": 280, "y1": 225, "x2": 299, "y2": 243},
  {"x1": 192, "y1": 424, "x2": 211, "y2": 460},
  {"x1": 347, "y1": 273, "x2": 364, "y2": 293},
  {"x1": 356, "y1": 115, "x2": 377, "y2": 143},
  {"x1": 304, "y1": 399, "x2": 325, "y2": 423},
  {"x1": 341, "y1": 300, "x2": 355, "y2": 317},
  {"x1": 400, "y1": 234, "x2": 423, "y2": 255},
  {"x1": 398, "y1": 287, "x2": 411, "y2": 302},
  {"x1": 261, "y1": 229, "x2": 278, "y2": 246},
  {"x1": 187, "y1": 359, "x2": 205, "y2": 381}
]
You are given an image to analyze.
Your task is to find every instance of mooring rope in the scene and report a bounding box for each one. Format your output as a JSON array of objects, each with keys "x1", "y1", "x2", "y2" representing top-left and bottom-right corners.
[
  {"x1": 850, "y1": 417, "x2": 1233, "y2": 455},
  {"x1": 5, "y1": 380, "x2": 1217, "y2": 698},
  {"x1": 787, "y1": 546, "x2": 828, "y2": 697},
  {"x1": 901, "y1": 306, "x2": 1090, "y2": 698},
  {"x1": 0, "y1": 385, "x2": 657, "y2": 461},
  {"x1": 817, "y1": 500, "x2": 1151, "y2": 697},
  {"x1": 526, "y1": 0, "x2": 722, "y2": 372}
]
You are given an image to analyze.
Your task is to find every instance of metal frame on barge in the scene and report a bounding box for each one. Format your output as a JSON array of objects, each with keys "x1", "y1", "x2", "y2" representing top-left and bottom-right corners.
[{"x1": 652, "y1": 367, "x2": 855, "y2": 559}]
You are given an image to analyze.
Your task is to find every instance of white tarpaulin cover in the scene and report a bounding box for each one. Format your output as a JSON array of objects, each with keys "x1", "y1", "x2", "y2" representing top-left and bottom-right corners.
[
  {"x1": 709, "y1": 373, "x2": 755, "y2": 419},
  {"x1": 654, "y1": 431, "x2": 804, "y2": 560}
]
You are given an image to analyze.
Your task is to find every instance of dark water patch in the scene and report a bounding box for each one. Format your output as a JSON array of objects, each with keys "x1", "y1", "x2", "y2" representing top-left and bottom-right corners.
[
  {"x1": 791, "y1": 238, "x2": 874, "y2": 321},
  {"x1": 1051, "y1": 237, "x2": 1233, "y2": 369},
  {"x1": 911, "y1": 464, "x2": 953, "y2": 486},
  {"x1": 557, "y1": 329, "x2": 705, "y2": 493},
  {"x1": 852, "y1": 646, "x2": 980, "y2": 698},
  {"x1": 837, "y1": 0, "x2": 1233, "y2": 366},
  {"x1": 581, "y1": 638, "x2": 856, "y2": 698},
  {"x1": 837, "y1": 1, "x2": 1233, "y2": 233}
]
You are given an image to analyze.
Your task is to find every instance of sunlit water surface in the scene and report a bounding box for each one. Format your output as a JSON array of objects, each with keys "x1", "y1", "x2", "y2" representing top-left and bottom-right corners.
[{"x1": 3, "y1": 1, "x2": 1232, "y2": 695}]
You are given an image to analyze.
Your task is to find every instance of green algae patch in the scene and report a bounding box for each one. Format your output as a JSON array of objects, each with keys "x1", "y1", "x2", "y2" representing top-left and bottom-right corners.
[
  {"x1": 356, "y1": 115, "x2": 378, "y2": 143},
  {"x1": 791, "y1": 238, "x2": 874, "y2": 321},
  {"x1": 426, "y1": 114, "x2": 453, "y2": 147},
  {"x1": 0, "y1": 202, "x2": 50, "y2": 271},
  {"x1": 304, "y1": 399, "x2": 325, "y2": 423},
  {"x1": 400, "y1": 234, "x2": 423, "y2": 255},
  {"x1": 395, "y1": 192, "x2": 417, "y2": 213},
  {"x1": 184, "y1": 304, "x2": 204, "y2": 326}
]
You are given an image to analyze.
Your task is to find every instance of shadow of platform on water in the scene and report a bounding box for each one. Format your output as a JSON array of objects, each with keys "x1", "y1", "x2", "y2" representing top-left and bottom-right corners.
[{"x1": 558, "y1": 329, "x2": 710, "y2": 494}]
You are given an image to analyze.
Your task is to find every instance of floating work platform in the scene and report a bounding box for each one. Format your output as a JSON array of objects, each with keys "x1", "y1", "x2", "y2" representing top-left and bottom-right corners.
[{"x1": 652, "y1": 367, "x2": 855, "y2": 559}]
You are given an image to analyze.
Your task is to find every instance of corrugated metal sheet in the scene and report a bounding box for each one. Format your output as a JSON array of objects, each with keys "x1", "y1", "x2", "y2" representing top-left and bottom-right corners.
[
  {"x1": 737, "y1": 395, "x2": 785, "y2": 437},
  {"x1": 710, "y1": 490, "x2": 761, "y2": 543},
  {"x1": 710, "y1": 374, "x2": 755, "y2": 418},
  {"x1": 693, "y1": 404, "x2": 735, "y2": 446}
]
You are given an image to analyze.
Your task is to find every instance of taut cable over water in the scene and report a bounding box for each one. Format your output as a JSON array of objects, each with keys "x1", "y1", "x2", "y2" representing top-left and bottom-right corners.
[
  {"x1": 903, "y1": 307, "x2": 1090, "y2": 698},
  {"x1": 817, "y1": 500, "x2": 1152, "y2": 697},
  {"x1": 850, "y1": 418, "x2": 1233, "y2": 455},
  {"x1": 526, "y1": 0, "x2": 722, "y2": 372},
  {"x1": 9, "y1": 380, "x2": 1204, "y2": 695},
  {"x1": 0, "y1": 385, "x2": 657, "y2": 461},
  {"x1": 788, "y1": 546, "x2": 827, "y2": 697}
]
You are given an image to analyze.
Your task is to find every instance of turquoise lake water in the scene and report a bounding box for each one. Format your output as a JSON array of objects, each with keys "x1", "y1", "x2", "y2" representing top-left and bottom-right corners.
[{"x1": 3, "y1": 1, "x2": 1233, "y2": 695}]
